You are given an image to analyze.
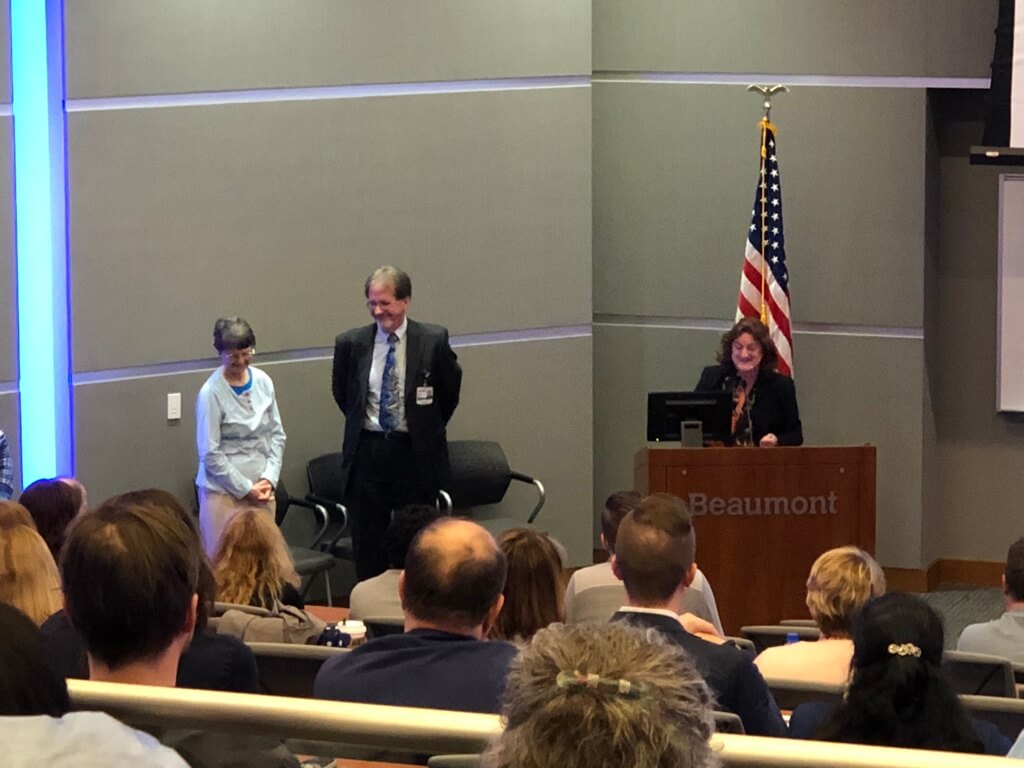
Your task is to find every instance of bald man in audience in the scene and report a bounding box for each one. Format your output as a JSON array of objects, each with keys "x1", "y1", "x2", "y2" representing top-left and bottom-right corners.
[
  {"x1": 612, "y1": 493, "x2": 786, "y2": 737},
  {"x1": 314, "y1": 518, "x2": 517, "y2": 713}
]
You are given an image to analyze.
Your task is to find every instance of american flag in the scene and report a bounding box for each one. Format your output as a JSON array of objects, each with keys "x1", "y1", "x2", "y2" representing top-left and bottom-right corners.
[{"x1": 737, "y1": 118, "x2": 793, "y2": 377}]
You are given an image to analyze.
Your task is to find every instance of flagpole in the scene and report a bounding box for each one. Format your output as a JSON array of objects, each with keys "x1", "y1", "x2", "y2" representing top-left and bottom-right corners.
[{"x1": 747, "y1": 85, "x2": 788, "y2": 327}]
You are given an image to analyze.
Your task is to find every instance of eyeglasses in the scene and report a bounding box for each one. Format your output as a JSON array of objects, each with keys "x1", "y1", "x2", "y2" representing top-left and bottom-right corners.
[{"x1": 222, "y1": 348, "x2": 254, "y2": 361}]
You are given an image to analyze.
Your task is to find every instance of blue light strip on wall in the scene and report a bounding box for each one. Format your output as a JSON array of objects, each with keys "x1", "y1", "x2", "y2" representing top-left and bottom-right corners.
[{"x1": 11, "y1": 0, "x2": 72, "y2": 483}]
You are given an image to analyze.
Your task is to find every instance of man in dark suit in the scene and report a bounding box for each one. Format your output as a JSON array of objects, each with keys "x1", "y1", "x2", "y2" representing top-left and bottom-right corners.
[
  {"x1": 332, "y1": 266, "x2": 462, "y2": 580},
  {"x1": 611, "y1": 492, "x2": 787, "y2": 737}
]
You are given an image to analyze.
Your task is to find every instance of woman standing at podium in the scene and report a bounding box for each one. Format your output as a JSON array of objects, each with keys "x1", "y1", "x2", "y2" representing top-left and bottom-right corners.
[{"x1": 696, "y1": 318, "x2": 802, "y2": 447}]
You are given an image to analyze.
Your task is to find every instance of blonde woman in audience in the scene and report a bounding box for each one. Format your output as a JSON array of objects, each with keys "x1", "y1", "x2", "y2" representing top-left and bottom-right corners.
[
  {"x1": 0, "y1": 501, "x2": 35, "y2": 529},
  {"x1": 213, "y1": 508, "x2": 304, "y2": 609},
  {"x1": 483, "y1": 622, "x2": 717, "y2": 768},
  {"x1": 754, "y1": 545, "x2": 884, "y2": 684},
  {"x1": 0, "y1": 524, "x2": 62, "y2": 625},
  {"x1": 490, "y1": 527, "x2": 565, "y2": 644}
]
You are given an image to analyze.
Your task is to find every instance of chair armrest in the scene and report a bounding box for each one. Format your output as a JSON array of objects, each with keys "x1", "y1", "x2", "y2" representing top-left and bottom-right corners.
[
  {"x1": 287, "y1": 496, "x2": 329, "y2": 547},
  {"x1": 437, "y1": 489, "x2": 453, "y2": 514},
  {"x1": 510, "y1": 472, "x2": 546, "y2": 523},
  {"x1": 305, "y1": 494, "x2": 349, "y2": 548}
]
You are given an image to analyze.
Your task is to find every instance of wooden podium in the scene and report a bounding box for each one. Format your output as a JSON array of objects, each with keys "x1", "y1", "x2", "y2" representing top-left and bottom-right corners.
[{"x1": 634, "y1": 445, "x2": 876, "y2": 633}]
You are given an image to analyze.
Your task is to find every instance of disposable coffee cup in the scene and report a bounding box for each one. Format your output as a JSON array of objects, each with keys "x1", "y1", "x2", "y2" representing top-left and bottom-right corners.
[{"x1": 340, "y1": 619, "x2": 366, "y2": 647}]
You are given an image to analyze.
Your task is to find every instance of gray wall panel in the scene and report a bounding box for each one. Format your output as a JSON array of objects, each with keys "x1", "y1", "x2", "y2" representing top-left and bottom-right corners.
[
  {"x1": 68, "y1": 88, "x2": 591, "y2": 371},
  {"x1": 75, "y1": 336, "x2": 593, "y2": 564},
  {"x1": 0, "y1": 391, "x2": 19, "y2": 496},
  {"x1": 594, "y1": 0, "x2": 994, "y2": 78},
  {"x1": 0, "y1": 116, "x2": 14, "y2": 382},
  {"x1": 593, "y1": 325, "x2": 924, "y2": 567},
  {"x1": 594, "y1": 84, "x2": 925, "y2": 328},
  {"x1": 926, "y1": 155, "x2": 1024, "y2": 562},
  {"x1": 65, "y1": 0, "x2": 590, "y2": 98}
]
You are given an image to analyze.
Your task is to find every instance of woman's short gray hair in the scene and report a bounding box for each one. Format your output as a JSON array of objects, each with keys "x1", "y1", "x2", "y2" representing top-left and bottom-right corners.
[
  {"x1": 483, "y1": 622, "x2": 718, "y2": 768},
  {"x1": 212, "y1": 317, "x2": 255, "y2": 353}
]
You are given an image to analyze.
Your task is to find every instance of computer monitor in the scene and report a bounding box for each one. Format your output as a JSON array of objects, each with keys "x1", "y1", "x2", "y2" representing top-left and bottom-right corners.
[{"x1": 646, "y1": 391, "x2": 732, "y2": 445}]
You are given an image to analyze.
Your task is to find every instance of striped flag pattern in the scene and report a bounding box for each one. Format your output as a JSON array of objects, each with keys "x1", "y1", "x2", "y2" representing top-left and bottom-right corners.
[{"x1": 737, "y1": 118, "x2": 793, "y2": 377}]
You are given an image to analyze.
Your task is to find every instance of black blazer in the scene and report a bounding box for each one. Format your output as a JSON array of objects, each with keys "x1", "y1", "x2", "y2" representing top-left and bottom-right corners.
[
  {"x1": 612, "y1": 610, "x2": 787, "y2": 737},
  {"x1": 331, "y1": 318, "x2": 462, "y2": 496},
  {"x1": 695, "y1": 364, "x2": 803, "y2": 446}
]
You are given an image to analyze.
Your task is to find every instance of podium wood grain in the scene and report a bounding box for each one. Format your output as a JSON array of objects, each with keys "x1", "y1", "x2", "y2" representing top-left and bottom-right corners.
[{"x1": 634, "y1": 446, "x2": 876, "y2": 634}]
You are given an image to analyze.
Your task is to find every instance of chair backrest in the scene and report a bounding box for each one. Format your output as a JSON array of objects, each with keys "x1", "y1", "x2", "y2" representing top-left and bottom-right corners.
[
  {"x1": 307, "y1": 452, "x2": 347, "y2": 501},
  {"x1": 362, "y1": 616, "x2": 406, "y2": 639},
  {"x1": 763, "y1": 676, "x2": 846, "y2": 710},
  {"x1": 246, "y1": 641, "x2": 347, "y2": 697},
  {"x1": 739, "y1": 624, "x2": 821, "y2": 654},
  {"x1": 446, "y1": 441, "x2": 512, "y2": 508},
  {"x1": 713, "y1": 710, "x2": 745, "y2": 734},
  {"x1": 960, "y1": 693, "x2": 1024, "y2": 741},
  {"x1": 565, "y1": 583, "x2": 628, "y2": 625},
  {"x1": 941, "y1": 650, "x2": 1017, "y2": 698}
]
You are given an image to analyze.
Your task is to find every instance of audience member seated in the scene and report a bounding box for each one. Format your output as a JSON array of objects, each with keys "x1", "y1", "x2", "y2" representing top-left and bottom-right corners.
[
  {"x1": 315, "y1": 518, "x2": 518, "y2": 713},
  {"x1": 41, "y1": 489, "x2": 259, "y2": 693},
  {"x1": 490, "y1": 527, "x2": 565, "y2": 644},
  {"x1": 482, "y1": 622, "x2": 716, "y2": 768},
  {"x1": 0, "y1": 524, "x2": 62, "y2": 625},
  {"x1": 18, "y1": 477, "x2": 82, "y2": 560},
  {"x1": 60, "y1": 492, "x2": 297, "y2": 767},
  {"x1": 348, "y1": 504, "x2": 440, "y2": 622},
  {"x1": 57, "y1": 476, "x2": 89, "y2": 515},
  {"x1": 957, "y1": 536, "x2": 1024, "y2": 662},
  {"x1": 565, "y1": 490, "x2": 723, "y2": 632},
  {"x1": 755, "y1": 545, "x2": 885, "y2": 684},
  {"x1": 0, "y1": 500, "x2": 35, "y2": 528},
  {"x1": 213, "y1": 508, "x2": 304, "y2": 609},
  {"x1": 790, "y1": 592, "x2": 1009, "y2": 755},
  {"x1": 0, "y1": 602, "x2": 189, "y2": 767},
  {"x1": 611, "y1": 493, "x2": 786, "y2": 736}
]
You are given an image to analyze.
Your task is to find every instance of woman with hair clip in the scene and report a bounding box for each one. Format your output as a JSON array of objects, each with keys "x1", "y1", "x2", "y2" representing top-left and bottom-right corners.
[
  {"x1": 789, "y1": 592, "x2": 1009, "y2": 754},
  {"x1": 213, "y1": 508, "x2": 304, "y2": 610}
]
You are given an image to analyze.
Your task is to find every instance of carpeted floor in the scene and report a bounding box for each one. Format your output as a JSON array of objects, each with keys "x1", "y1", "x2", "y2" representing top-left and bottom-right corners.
[{"x1": 917, "y1": 586, "x2": 1005, "y2": 649}]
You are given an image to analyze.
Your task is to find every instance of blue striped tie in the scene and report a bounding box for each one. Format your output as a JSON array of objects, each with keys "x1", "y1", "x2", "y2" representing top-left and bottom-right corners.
[{"x1": 379, "y1": 332, "x2": 400, "y2": 432}]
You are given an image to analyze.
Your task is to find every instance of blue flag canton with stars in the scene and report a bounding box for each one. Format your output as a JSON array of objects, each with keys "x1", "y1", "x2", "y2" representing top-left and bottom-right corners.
[{"x1": 746, "y1": 127, "x2": 789, "y2": 294}]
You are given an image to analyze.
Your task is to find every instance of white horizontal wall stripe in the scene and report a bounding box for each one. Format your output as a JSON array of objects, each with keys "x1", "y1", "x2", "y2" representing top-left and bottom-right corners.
[
  {"x1": 593, "y1": 72, "x2": 990, "y2": 90},
  {"x1": 594, "y1": 315, "x2": 923, "y2": 340},
  {"x1": 65, "y1": 76, "x2": 592, "y2": 112},
  {"x1": 72, "y1": 325, "x2": 594, "y2": 385}
]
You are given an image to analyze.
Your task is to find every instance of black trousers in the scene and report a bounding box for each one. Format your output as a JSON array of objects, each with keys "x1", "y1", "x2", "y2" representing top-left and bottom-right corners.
[{"x1": 347, "y1": 430, "x2": 434, "y2": 580}]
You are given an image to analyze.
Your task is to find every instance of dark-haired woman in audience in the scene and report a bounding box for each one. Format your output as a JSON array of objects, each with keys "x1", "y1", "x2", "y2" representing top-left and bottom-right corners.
[
  {"x1": 490, "y1": 528, "x2": 565, "y2": 644},
  {"x1": 196, "y1": 316, "x2": 286, "y2": 555},
  {"x1": 789, "y1": 592, "x2": 1009, "y2": 755},
  {"x1": 696, "y1": 317, "x2": 802, "y2": 446},
  {"x1": 0, "y1": 602, "x2": 69, "y2": 716},
  {"x1": 213, "y1": 508, "x2": 304, "y2": 609},
  {"x1": 18, "y1": 477, "x2": 82, "y2": 560},
  {"x1": 0, "y1": 524, "x2": 62, "y2": 626}
]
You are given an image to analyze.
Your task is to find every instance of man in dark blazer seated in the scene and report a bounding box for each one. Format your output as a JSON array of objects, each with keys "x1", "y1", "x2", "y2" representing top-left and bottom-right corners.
[
  {"x1": 313, "y1": 518, "x2": 517, "y2": 713},
  {"x1": 332, "y1": 265, "x2": 462, "y2": 580},
  {"x1": 611, "y1": 492, "x2": 787, "y2": 737}
]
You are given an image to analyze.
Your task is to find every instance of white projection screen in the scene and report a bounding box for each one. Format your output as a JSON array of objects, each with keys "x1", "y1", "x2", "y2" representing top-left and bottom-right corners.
[{"x1": 998, "y1": 174, "x2": 1024, "y2": 411}]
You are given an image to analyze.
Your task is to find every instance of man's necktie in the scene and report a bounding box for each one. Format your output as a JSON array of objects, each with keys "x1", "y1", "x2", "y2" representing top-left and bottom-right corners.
[{"x1": 379, "y1": 332, "x2": 401, "y2": 432}]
